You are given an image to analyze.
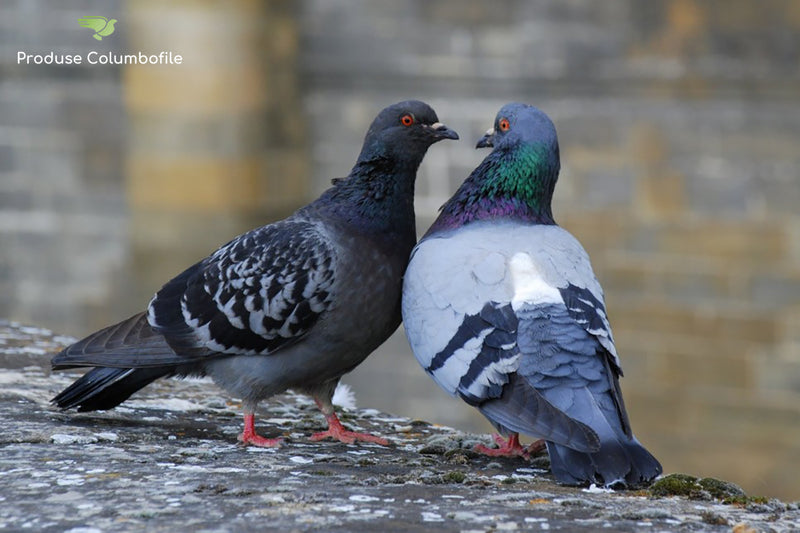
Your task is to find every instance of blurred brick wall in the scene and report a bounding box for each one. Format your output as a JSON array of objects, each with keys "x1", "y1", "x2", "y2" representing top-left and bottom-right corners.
[
  {"x1": 0, "y1": 0, "x2": 128, "y2": 332},
  {"x1": 124, "y1": 0, "x2": 308, "y2": 301},
  {"x1": 301, "y1": 0, "x2": 800, "y2": 499}
]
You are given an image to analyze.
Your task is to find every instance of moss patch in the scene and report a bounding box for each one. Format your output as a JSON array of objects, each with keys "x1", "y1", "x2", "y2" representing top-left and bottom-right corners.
[
  {"x1": 650, "y1": 474, "x2": 705, "y2": 498},
  {"x1": 650, "y1": 474, "x2": 766, "y2": 505},
  {"x1": 443, "y1": 471, "x2": 466, "y2": 484},
  {"x1": 697, "y1": 477, "x2": 746, "y2": 500}
]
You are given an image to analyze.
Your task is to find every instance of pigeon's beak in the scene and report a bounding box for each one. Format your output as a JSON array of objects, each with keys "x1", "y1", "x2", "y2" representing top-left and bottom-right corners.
[
  {"x1": 428, "y1": 122, "x2": 459, "y2": 141},
  {"x1": 476, "y1": 128, "x2": 495, "y2": 149}
]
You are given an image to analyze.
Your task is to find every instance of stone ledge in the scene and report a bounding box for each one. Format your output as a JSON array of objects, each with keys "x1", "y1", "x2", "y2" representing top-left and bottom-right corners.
[{"x1": 0, "y1": 320, "x2": 798, "y2": 532}]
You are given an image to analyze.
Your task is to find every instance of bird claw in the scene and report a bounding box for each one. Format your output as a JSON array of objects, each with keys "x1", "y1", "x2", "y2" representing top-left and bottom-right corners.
[
  {"x1": 526, "y1": 439, "x2": 546, "y2": 456},
  {"x1": 474, "y1": 442, "x2": 529, "y2": 458},
  {"x1": 238, "y1": 433, "x2": 283, "y2": 448},
  {"x1": 310, "y1": 409, "x2": 390, "y2": 445},
  {"x1": 474, "y1": 434, "x2": 545, "y2": 459},
  {"x1": 239, "y1": 413, "x2": 283, "y2": 447},
  {"x1": 492, "y1": 433, "x2": 510, "y2": 447},
  {"x1": 310, "y1": 428, "x2": 389, "y2": 446}
]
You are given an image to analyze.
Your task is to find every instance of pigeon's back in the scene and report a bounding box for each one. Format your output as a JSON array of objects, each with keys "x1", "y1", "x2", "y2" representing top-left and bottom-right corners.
[
  {"x1": 403, "y1": 220, "x2": 661, "y2": 486},
  {"x1": 404, "y1": 221, "x2": 607, "y2": 375}
]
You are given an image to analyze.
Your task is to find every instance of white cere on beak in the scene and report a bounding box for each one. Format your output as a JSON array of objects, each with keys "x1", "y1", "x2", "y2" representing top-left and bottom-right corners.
[{"x1": 485, "y1": 127, "x2": 495, "y2": 136}]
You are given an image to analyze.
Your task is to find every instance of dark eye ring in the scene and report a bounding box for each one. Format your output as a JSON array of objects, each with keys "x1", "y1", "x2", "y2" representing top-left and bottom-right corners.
[
  {"x1": 401, "y1": 114, "x2": 414, "y2": 127},
  {"x1": 498, "y1": 118, "x2": 510, "y2": 132}
]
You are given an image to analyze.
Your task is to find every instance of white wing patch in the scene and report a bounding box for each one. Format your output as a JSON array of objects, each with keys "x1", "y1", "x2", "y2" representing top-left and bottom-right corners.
[{"x1": 509, "y1": 252, "x2": 564, "y2": 310}]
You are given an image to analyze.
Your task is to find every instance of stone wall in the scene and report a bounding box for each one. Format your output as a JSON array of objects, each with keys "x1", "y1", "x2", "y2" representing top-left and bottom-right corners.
[
  {"x1": 0, "y1": 0, "x2": 128, "y2": 333},
  {"x1": 124, "y1": 0, "x2": 308, "y2": 301}
]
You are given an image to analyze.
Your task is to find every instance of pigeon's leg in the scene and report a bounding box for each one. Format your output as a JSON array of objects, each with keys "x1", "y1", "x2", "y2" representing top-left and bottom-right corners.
[
  {"x1": 474, "y1": 432, "x2": 533, "y2": 458},
  {"x1": 526, "y1": 438, "x2": 546, "y2": 456},
  {"x1": 308, "y1": 384, "x2": 389, "y2": 445},
  {"x1": 238, "y1": 412, "x2": 283, "y2": 448}
]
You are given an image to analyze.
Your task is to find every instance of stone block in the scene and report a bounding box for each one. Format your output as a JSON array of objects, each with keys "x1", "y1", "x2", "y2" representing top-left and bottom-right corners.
[
  {"x1": 750, "y1": 269, "x2": 800, "y2": 309},
  {"x1": 611, "y1": 302, "x2": 778, "y2": 345},
  {"x1": 756, "y1": 356, "x2": 800, "y2": 396},
  {"x1": 127, "y1": 155, "x2": 263, "y2": 212},
  {"x1": 558, "y1": 212, "x2": 631, "y2": 255},
  {"x1": 636, "y1": 170, "x2": 687, "y2": 219},
  {"x1": 128, "y1": 111, "x2": 268, "y2": 156},
  {"x1": 125, "y1": 67, "x2": 267, "y2": 115},
  {"x1": 657, "y1": 220, "x2": 788, "y2": 264},
  {"x1": 259, "y1": 149, "x2": 309, "y2": 212}
]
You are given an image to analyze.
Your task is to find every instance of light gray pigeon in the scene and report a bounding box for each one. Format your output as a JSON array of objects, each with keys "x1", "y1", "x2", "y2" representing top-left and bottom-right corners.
[
  {"x1": 52, "y1": 100, "x2": 458, "y2": 447},
  {"x1": 402, "y1": 103, "x2": 661, "y2": 486}
]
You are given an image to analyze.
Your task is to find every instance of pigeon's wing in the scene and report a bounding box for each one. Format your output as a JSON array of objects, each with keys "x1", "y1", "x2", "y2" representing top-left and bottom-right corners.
[
  {"x1": 78, "y1": 16, "x2": 108, "y2": 31},
  {"x1": 403, "y1": 229, "x2": 515, "y2": 400},
  {"x1": 531, "y1": 226, "x2": 620, "y2": 371},
  {"x1": 402, "y1": 223, "x2": 599, "y2": 451},
  {"x1": 51, "y1": 312, "x2": 176, "y2": 369},
  {"x1": 521, "y1": 225, "x2": 627, "y2": 431},
  {"x1": 404, "y1": 223, "x2": 614, "y2": 397},
  {"x1": 507, "y1": 231, "x2": 661, "y2": 484},
  {"x1": 54, "y1": 219, "x2": 336, "y2": 370},
  {"x1": 148, "y1": 219, "x2": 336, "y2": 358}
]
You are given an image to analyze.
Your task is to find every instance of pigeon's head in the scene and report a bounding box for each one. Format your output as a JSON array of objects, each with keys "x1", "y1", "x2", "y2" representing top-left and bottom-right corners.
[
  {"x1": 358, "y1": 100, "x2": 459, "y2": 164},
  {"x1": 476, "y1": 103, "x2": 559, "y2": 157},
  {"x1": 425, "y1": 103, "x2": 561, "y2": 231}
]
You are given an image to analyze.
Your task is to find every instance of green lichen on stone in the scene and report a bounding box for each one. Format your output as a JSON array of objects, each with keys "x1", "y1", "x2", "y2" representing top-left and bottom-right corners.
[
  {"x1": 650, "y1": 474, "x2": 765, "y2": 506},
  {"x1": 418, "y1": 444, "x2": 446, "y2": 455},
  {"x1": 697, "y1": 477, "x2": 745, "y2": 500},
  {"x1": 444, "y1": 448, "x2": 479, "y2": 460},
  {"x1": 721, "y1": 495, "x2": 770, "y2": 506},
  {"x1": 649, "y1": 474, "x2": 703, "y2": 498},
  {"x1": 443, "y1": 470, "x2": 466, "y2": 484}
]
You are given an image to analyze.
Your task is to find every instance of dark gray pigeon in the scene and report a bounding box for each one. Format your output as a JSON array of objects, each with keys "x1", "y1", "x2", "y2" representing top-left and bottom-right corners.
[
  {"x1": 52, "y1": 100, "x2": 458, "y2": 447},
  {"x1": 402, "y1": 103, "x2": 661, "y2": 486}
]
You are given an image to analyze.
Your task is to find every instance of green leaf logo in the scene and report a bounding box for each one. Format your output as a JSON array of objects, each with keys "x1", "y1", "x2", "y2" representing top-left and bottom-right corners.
[{"x1": 78, "y1": 16, "x2": 118, "y2": 41}]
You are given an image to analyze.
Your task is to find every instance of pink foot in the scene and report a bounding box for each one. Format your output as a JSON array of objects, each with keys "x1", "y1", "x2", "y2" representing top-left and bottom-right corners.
[
  {"x1": 310, "y1": 412, "x2": 389, "y2": 445},
  {"x1": 527, "y1": 438, "x2": 546, "y2": 456},
  {"x1": 474, "y1": 433, "x2": 544, "y2": 459},
  {"x1": 238, "y1": 413, "x2": 283, "y2": 448}
]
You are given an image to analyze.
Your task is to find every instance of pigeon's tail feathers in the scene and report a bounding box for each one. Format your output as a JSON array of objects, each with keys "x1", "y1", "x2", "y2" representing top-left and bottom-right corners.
[
  {"x1": 478, "y1": 373, "x2": 600, "y2": 453},
  {"x1": 543, "y1": 387, "x2": 662, "y2": 487},
  {"x1": 51, "y1": 366, "x2": 173, "y2": 412},
  {"x1": 51, "y1": 312, "x2": 197, "y2": 369},
  {"x1": 546, "y1": 431, "x2": 662, "y2": 487}
]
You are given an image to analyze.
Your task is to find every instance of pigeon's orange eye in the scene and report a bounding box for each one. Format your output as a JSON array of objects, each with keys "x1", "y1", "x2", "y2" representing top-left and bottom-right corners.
[
  {"x1": 498, "y1": 118, "x2": 510, "y2": 132},
  {"x1": 401, "y1": 114, "x2": 414, "y2": 127}
]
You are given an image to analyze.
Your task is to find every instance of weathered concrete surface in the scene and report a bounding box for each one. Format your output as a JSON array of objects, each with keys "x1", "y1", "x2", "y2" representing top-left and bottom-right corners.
[{"x1": 1, "y1": 320, "x2": 798, "y2": 533}]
